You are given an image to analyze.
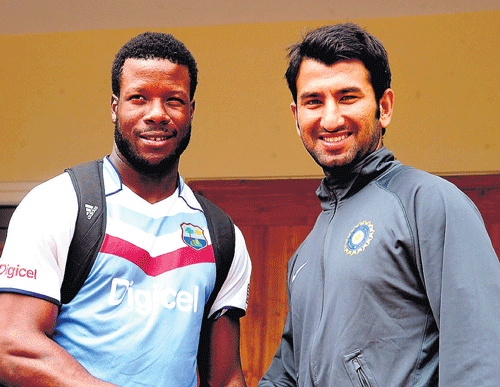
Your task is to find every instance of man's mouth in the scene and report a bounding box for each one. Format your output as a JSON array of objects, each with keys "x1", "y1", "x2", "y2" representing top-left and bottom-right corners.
[
  {"x1": 321, "y1": 133, "x2": 349, "y2": 143},
  {"x1": 140, "y1": 131, "x2": 176, "y2": 142},
  {"x1": 149, "y1": 136, "x2": 169, "y2": 141}
]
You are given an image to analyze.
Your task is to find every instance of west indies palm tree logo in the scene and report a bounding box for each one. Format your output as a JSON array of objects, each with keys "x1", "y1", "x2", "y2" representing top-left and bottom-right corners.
[{"x1": 181, "y1": 223, "x2": 208, "y2": 251}]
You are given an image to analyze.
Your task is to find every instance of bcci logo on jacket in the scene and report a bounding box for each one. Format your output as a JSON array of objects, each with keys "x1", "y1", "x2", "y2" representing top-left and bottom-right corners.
[
  {"x1": 344, "y1": 221, "x2": 375, "y2": 255},
  {"x1": 181, "y1": 223, "x2": 208, "y2": 251}
]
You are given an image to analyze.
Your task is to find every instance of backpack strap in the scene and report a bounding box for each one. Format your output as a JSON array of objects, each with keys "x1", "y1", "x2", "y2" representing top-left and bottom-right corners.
[
  {"x1": 59, "y1": 164, "x2": 235, "y2": 384},
  {"x1": 60, "y1": 162, "x2": 235, "y2": 309},
  {"x1": 194, "y1": 193, "x2": 236, "y2": 386},
  {"x1": 194, "y1": 193, "x2": 235, "y2": 317},
  {"x1": 61, "y1": 160, "x2": 106, "y2": 305}
]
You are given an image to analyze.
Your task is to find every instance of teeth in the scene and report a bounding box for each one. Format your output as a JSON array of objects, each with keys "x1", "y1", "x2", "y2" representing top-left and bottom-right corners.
[
  {"x1": 323, "y1": 134, "x2": 348, "y2": 143},
  {"x1": 150, "y1": 137, "x2": 167, "y2": 141}
]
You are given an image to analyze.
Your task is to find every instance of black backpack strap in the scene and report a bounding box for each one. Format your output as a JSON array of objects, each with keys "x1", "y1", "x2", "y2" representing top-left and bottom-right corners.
[
  {"x1": 61, "y1": 160, "x2": 106, "y2": 305},
  {"x1": 194, "y1": 193, "x2": 235, "y2": 317},
  {"x1": 194, "y1": 193, "x2": 236, "y2": 385}
]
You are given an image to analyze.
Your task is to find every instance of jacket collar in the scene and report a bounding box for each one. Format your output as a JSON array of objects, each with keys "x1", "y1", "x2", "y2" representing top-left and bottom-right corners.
[{"x1": 317, "y1": 147, "x2": 399, "y2": 207}]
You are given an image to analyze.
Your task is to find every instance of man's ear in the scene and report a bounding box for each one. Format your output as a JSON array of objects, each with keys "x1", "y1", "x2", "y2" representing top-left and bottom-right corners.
[
  {"x1": 378, "y1": 89, "x2": 394, "y2": 129},
  {"x1": 111, "y1": 94, "x2": 118, "y2": 123},
  {"x1": 291, "y1": 102, "x2": 300, "y2": 135},
  {"x1": 190, "y1": 100, "x2": 195, "y2": 120}
]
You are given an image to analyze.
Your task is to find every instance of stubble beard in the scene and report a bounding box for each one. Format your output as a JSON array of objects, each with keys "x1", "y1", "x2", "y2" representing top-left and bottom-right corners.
[
  {"x1": 303, "y1": 121, "x2": 382, "y2": 177},
  {"x1": 114, "y1": 121, "x2": 192, "y2": 180}
]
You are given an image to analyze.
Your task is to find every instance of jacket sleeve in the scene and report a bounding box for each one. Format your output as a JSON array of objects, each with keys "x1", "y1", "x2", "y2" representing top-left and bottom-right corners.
[
  {"x1": 412, "y1": 178, "x2": 500, "y2": 386},
  {"x1": 258, "y1": 311, "x2": 297, "y2": 387}
]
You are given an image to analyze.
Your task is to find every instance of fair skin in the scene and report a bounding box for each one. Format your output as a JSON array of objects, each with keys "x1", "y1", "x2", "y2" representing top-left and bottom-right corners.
[
  {"x1": 291, "y1": 58, "x2": 394, "y2": 175},
  {"x1": 0, "y1": 58, "x2": 246, "y2": 387}
]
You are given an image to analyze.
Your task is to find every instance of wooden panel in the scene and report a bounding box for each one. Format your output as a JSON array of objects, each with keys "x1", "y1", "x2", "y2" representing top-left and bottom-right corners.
[
  {"x1": 238, "y1": 224, "x2": 312, "y2": 386},
  {"x1": 190, "y1": 179, "x2": 322, "y2": 226},
  {"x1": 189, "y1": 179, "x2": 322, "y2": 384},
  {"x1": 0, "y1": 206, "x2": 16, "y2": 254}
]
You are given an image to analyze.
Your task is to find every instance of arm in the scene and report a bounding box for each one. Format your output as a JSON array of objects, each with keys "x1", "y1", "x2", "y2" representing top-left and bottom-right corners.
[
  {"x1": 0, "y1": 293, "x2": 118, "y2": 387},
  {"x1": 198, "y1": 313, "x2": 246, "y2": 387},
  {"x1": 414, "y1": 180, "x2": 500, "y2": 386},
  {"x1": 257, "y1": 312, "x2": 296, "y2": 387}
]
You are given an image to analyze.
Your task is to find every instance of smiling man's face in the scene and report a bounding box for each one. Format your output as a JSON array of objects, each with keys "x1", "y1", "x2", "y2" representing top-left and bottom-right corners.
[
  {"x1": 292, "y1": 58, "x2": 392, "y2": 175},
  {"x1": 111, "y1": 58, "x2": 194, "y2": 177}
]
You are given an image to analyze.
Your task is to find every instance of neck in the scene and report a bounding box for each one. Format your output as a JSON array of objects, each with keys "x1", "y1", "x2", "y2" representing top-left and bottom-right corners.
[{"x1": 108, "y1": 152, "x2": 179, "y2": 204}]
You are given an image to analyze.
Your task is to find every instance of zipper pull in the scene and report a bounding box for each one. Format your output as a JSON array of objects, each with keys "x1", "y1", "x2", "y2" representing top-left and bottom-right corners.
[{"x1": 352, "y1": 357, "x2": 361, "y2": 371}]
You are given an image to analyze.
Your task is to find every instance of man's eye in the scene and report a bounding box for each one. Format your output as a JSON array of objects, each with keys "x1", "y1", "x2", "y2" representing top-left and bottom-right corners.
[
  {"x1": 167, "y1": 98, "x2": 186, "y2": 106},
  {"x1": 340, "y1": 95, "x2": 358, "y2": 102},
  {"x1": 304, "y1": 99, "x2": 321, "y2": 105},
  {"x1": 129, "y1": 95, "x2": 144, "y2": 101}
]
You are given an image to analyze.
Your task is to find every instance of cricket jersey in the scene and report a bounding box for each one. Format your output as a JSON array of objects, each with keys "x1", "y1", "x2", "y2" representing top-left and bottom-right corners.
[{"x1": 0, "y1": 157, "x2": 251, "y2": 387}]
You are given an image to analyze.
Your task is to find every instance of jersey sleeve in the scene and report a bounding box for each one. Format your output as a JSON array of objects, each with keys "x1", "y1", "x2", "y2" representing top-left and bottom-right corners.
[
  {"x1": 208, "y1": 225, "x2": 251, "y2": 319},
  {"x1": 0, "y1": 173, "x2": 77, "y2": 305}
]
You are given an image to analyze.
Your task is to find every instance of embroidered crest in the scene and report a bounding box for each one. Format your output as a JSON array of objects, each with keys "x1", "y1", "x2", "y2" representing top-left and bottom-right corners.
[
  {"x1": 181, "y1": 223, "x2": 208, "y2": 251},
  {"x1": 344, "y1": 221, "x2": 375, "y2": 255}
]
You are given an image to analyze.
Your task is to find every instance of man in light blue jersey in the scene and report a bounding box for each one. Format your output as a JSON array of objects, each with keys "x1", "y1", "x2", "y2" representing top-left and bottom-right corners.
[{"x1": 0, "y1": 32, "x2": 251, "y2": 387}]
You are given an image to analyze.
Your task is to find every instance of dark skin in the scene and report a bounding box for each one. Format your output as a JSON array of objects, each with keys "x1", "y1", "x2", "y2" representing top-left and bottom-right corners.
[
  {"x1": 0, "y1": 293, "x2": 118, "y2": 387},
  {"x1": 198, "y1": 313, "x2": 246, "y2": 386},
  {"x1": 109, "y1": 58, "x2": 194, "y2": 204},
  {"x1": 0, "y1": 58, "x2": 246, "y2": 387},
  {"x1": 0, "y1": 294, "x2": 245, "y2": 386},
  {"x1": 108, "y1": 145, "x2": 179, "y2": 204}
]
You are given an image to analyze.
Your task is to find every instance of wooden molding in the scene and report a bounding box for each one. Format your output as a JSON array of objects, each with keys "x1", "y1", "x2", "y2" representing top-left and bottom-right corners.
[{"x1": 0, "y1": 181, "x2": 41, "y2": 205}]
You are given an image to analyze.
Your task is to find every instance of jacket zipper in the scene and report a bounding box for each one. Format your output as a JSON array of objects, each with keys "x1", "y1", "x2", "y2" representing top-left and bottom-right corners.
[
  {"x1": 309, "y1": 191, "x2": 338, "y2": 387},
  {"x1": 352, "y1": 357, "x2": 372, "y2": 387}
]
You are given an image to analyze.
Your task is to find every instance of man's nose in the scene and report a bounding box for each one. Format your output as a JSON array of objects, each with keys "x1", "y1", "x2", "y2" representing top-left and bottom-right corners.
[
  {"x1": 321, "y1": 101, "x2": 345, "y2": 131},
  {"x1": 144, "y1": 100, "x2": 170, "y2": 125}
]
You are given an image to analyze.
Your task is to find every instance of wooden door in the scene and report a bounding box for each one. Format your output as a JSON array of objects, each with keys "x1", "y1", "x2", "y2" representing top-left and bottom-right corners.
[
  {"x1": 188, "y1": 175, "x2": 500, "y2": 385},
  {"x1": 189, "y1": 179, "x2": 322, "y2": 386}
]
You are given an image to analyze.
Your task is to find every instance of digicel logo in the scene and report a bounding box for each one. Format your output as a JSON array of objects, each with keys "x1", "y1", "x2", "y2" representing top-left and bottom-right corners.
[
  {"x1": 0, "y1": 264, "x2": 37, "y2": 279},
  {"x1": 108, "y1": 277, "x2": 199, "y2": 316}
]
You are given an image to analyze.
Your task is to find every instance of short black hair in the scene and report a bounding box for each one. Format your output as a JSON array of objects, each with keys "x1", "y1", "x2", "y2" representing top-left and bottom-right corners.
[
  {"x1": 111, "y1": 31, "x2": 198, "y2": 100},
  {"x1": 285, "y1": 23, "x2": 391, "y2": 105}
]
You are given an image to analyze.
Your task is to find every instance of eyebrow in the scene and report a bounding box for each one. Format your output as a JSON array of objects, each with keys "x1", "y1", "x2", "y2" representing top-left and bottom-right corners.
[
  {"x1": 298, "y1": 87, "x2": 363, "y2": 100},
  {"x1": 298, "y1": 91, "x2": 321, "y2": 101},
  {"x1": 338, "y1": 87, "x2": 363, "y2": 94}
]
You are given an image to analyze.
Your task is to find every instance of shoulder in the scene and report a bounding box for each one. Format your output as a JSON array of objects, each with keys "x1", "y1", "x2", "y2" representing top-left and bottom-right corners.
[
  {"x1": 377, "y1": 165, "x2": 482, "y2": 221},
  {"x1": 1, "y1": 173, "x2": 79, "y2": 303},
  {"x1": 378, "y1": 165, "x2": 469, "y2": 200},
  {"x1": 6, "y1": 172, "x2": 79, "y2": 261},
  {"x1": 377, "y1": 165, "x2": 451, "y2": 191},
  {"x1": 14, "y1": 173, "x2": 77, "y2": 221}
]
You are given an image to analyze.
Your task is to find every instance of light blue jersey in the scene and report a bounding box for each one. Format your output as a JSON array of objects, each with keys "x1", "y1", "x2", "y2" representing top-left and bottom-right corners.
[{"x1": 1, "y1": 157, "x2": 251, "y2": 387}]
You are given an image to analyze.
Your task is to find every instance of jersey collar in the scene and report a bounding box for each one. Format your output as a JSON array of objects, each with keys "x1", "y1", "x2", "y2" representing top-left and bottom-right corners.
[{"x1": 101, "y1": 156, "x2": 202, "y2": 211}]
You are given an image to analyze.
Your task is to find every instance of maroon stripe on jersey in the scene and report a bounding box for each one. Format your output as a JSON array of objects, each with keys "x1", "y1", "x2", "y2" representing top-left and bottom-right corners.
[{"x1": 100, "y1": 234, "x2": 215, "y2": 276}]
